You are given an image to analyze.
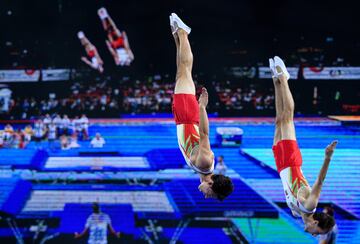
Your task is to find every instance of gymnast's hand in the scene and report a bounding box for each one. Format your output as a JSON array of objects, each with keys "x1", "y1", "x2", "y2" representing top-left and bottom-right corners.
[
  {"x1": 325, "y1": 140, "x2": 338, "y2": 158},
  {"x1": 198, "y1": 87, "x2": 208, "y2": 108}
]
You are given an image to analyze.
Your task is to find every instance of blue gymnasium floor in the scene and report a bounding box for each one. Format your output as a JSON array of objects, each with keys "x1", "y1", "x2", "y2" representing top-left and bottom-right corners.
[{"x1": 0, "y1": 118, "x2": 359, "y2": 243}]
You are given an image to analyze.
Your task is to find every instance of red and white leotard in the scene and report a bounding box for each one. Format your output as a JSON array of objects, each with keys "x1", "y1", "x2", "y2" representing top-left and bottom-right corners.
[
  {"x1": 273, "y1": 140, "x2": 316, "y2": 217},
  {"x1": 173, "y1": 94, "x2": 214, "y2": 175},
  {"x1": 111, "y1": 36, "x2": 125, "y2": 50},
  {"x1": 87, "y1": 49, "x2": 96, "y2": 58}
]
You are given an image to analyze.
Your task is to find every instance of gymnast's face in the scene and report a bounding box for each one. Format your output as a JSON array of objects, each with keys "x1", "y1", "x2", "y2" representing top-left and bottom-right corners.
[
  {"x1": 304, "y1": 221, "x2": 328, "y2": 236},
  {"x1": 198, "y1": 181, "x2": 216, "y2": 199}
]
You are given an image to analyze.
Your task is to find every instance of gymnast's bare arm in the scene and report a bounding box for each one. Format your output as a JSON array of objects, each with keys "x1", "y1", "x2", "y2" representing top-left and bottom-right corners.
[
  {"x1": 304, "y1": 141, "x2": 338, "y2": 211},
  {"x1": 196, "y1": 87, "x2": 214, "y2": 169}
]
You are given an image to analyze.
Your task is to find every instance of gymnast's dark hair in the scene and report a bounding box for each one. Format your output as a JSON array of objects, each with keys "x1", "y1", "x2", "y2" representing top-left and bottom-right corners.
[
  {"x1": 211, "y1": 174, "x2": 234, "y2": 201},
  {"x1": 313, "y1": 212, "x2": 335, "y2": 232},
  {"x1": 92, "y1": 202, "x2": 100, "y2": 213},
  {"x1": 324, "y1": 206, "x2": 335, "y2": 217}
]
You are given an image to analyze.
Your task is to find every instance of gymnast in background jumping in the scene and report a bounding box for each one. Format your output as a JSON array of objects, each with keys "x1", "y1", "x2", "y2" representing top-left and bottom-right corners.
[
  {"x1": 77, "y1": 31, "x2": 104, "y2": 73},
  {"x1": 98, "y1": 7, "x2": 134, "y2": 66}
]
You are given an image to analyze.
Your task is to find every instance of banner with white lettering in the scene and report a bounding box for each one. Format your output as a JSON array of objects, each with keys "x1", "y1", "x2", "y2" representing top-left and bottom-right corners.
[
  {"x1": 0, "y1": 70, "x2": 40, "y2": 82},
  {"x1": 303, "y1": 67, "x2": 360, "y2": 79},
  {"x1": 42, "y1": 69, "x2": 71, "y2": 81},
  {"x1": 226, "y1": 67, "x2": 257, "y2": 78},
  {"x1": 259, "y1": 67, "x2": 299, "y2": 79}
]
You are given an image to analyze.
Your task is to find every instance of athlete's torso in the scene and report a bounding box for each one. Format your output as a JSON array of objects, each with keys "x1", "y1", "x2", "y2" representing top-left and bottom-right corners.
[
  {"x1": 48, "y1": 126, "x2": 56, "y2": 139},
  {"x1": 34, "y1": 124, "x2": 44, "y2": 137},
  {"x1": 87, "y1": 48, "x2": 96, "y2": 58},
  {"x1": 279, "y1": 166, "x2": 315, "y2": 217},
  {"x1": 111, "y1": 36, "x2": 124, "y2": 49},
  {"x1": 86, "y1": 213, "x2": 110, "y2": 244},
  {"x1": 176, "y1": 124, "x2": 214, "y2": 174}
]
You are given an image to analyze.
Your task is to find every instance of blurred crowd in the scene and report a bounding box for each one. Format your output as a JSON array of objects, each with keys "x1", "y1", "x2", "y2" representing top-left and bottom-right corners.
[
  {"x1": 0, "y1": 113, "x2": 105, "y2": 150},
  {"x1": 0, "y1": 123, "x2": 29, "y2": 149},
  {"x1": 9, "y1": 81, "x2": 121, "y2": 118},
  {"x1": 122, "y1": 79, "x2": 173, "y2": 113},
  {"x1": 32, "y1": 113, "x2": 90, "y2": 150},
  {"x1": 213, "y1": 80, "x2": 275, "y2": 113},
  {"x1": 4, "y1": 76, "x2": 278, "y2": 118}
]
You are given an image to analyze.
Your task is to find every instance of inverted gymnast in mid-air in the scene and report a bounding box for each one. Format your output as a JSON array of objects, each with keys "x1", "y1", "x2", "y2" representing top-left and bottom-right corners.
[
  {"x1": 169, "y1": 13, "x2": 233, "y2": 201},
  {"x1": 77, "y1": 31, "x2": 104, "y2": 73},
  {"x1": 269, "y1": 56, "x2": 337, "y2": 236},
  {"x1": 98, "y1": 7, "x2": 134, "y2": 66}
]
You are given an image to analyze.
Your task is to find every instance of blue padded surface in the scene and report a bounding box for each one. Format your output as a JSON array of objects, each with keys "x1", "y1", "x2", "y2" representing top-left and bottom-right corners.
[
  {"x1": 162, "y1": 227, "x2": 233, "y2": 244},
  {"x1": 145, "y1": 148, "x2": 184, "y2": 170},
  {"x1": 0, "y1": 178, "x2": 31, "y2": 216},
  {"x1": 0, "y1": 149, "x2": 38, "y2": 169}
]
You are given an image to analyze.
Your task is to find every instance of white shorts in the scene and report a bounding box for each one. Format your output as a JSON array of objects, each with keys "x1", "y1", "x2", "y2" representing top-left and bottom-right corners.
[
  {"x1": 91, "y1": 57, "x2": 99, "y2": 69},
  {"x1": 116, "y1": 48, "x2": 130, "y2": 66}
]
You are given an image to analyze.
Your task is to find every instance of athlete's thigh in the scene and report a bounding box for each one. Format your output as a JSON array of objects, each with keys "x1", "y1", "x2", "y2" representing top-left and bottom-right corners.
[
  {"x1": 280, "y1": 121, "x2": 296, "y2": 140},
  {"x1": 174, "y1": 75, "x2": 196, "y2": 95},
  {"x1": 273, "y1": 126, "x2": 282, "y2": 145}
]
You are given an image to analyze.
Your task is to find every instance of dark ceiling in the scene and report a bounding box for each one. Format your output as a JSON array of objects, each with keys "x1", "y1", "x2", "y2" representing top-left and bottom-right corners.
[{"x1": 1, "y1": 0, "x2": 359, "y2": 73}]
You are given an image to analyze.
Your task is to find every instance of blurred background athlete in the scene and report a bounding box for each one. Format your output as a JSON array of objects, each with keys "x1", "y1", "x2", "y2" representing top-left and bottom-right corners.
[
  {"x1": 98, "y1": 7, "x2": 134, "y2": 66},
  {"x1": 77, "y1": 31, "x2": 104, "y2": 73}
]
